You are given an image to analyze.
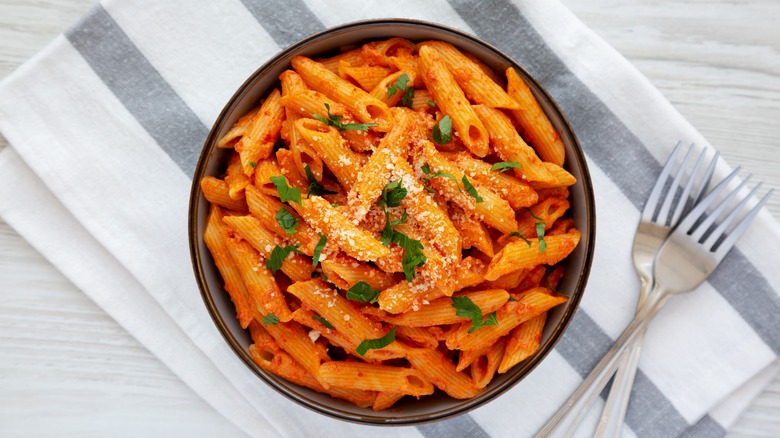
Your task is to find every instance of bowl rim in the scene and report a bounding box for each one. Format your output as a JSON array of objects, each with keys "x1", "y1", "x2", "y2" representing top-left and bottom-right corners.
[{"x1": 188, "y1": 17, "x2": 596, "y2": 426}]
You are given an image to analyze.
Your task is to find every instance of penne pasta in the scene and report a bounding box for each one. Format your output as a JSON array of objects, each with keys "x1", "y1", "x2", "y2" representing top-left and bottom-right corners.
[
  {"x1": 506, "y1": 67, "x2": 566, "y2": 166},
  {"x1": 292, "y1": 55, "x2": 393, "y2": 131},
  {"x1": 418, "y1": 45, "x2": 489, "y2": 157}
]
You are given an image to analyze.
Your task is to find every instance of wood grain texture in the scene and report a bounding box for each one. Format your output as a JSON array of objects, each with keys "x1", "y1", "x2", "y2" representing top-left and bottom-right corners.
[{"x1": 0, "y1": 0, "x2": 778, "y2": 436}]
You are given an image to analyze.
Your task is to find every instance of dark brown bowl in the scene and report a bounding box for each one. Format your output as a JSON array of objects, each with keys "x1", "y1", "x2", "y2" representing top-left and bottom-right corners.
[{"x1": 189, "y1": 18, "x2": 595, "y2": 425}]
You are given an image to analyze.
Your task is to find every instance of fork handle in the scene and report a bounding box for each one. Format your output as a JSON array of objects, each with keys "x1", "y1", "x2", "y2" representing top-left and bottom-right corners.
[
  {"x1": 595, "y1": 288, "x2": 667, "y2": 437},
  {"x1": 595, "y1": 329, "x2": 646, "y2": 437},
  {"x1": 536, "y1": 290, "x2": 670, "y2": 437}
]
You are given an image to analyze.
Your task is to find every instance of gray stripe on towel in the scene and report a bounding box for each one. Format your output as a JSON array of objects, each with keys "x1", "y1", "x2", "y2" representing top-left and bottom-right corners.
[
  {"x1": 239, "y1": 0, "x2": 325, "y2": 49},
  {"x1": 65, "y1": 5, "x2": 208, "y2": 178}
]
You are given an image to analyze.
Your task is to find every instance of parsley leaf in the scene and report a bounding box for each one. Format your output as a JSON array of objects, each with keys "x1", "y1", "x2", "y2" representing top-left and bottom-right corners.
[
  {"x1": 266, "y1": 244, "x2": 303, "y2": 274},
  {"x1": 378, "y1": 211, "x2": 425, "y2": 281},
  {"x1": 262, "y1": 314, "x2": 280, "y2": 325},
  {"x1": 312, "y1": 233, "x2": 327, "y2": 267},
  {"x1": 421, "y1": 163, "x2": 461, "y2": 194},
  {"x1": 312, "y1": 315, "x2": 334, "y2": 329},
  {"x1": 387, "y1": 73, "x2": 414, "y2": 107},
  {"x1": 432, "y1": 115, "x2": 452, "y2": 144},
  {"x1": 462, "y1": 176, "x2": 484, "y2": 203},
  {"x1": 250, "y1": 161, "x2": 257, "y2": 168},
  {"x1": 490, "y1": 161, "x2": 522, "y2": 172},
  {"x1": 377, "y1": 179, "x2": 407, "y2": 208},
  {"x1": 356, "y1": 327, "x2": 397, "y2": 356},
  {"x1": 275, "y1": 207, "x2": 298, "y2": 235},
  {"x1": 526, "y1": 208, "x2": 544, "y2": 222},
  {"x1": 396, "y1": 233, "x2": 427, "y2": 282},
  {"x1": 427, "y1": 99, "x2": 437, "y2": 108},
  {"x1": 505, "y1": 231, "x2": 532, "y2": 247},
  {"x1": 270, "y1": 176, "x2": 301, "y2": 205},
  {"x1": 379, "y1": 210, "x2": 408, "y2": 246},
  {"x1": 536, "y1": 222, "x2": 547, "y2": 254},
  {"x1": 347, "y1": 281, "x2": 381, "y2": 303},
  {"x1": 304, "y1": 164, "x2": 337, "y2": 198},
  {"x1": 526, "y1": 208, "x2": 547, "y2": 253},
  {"x1": 451, "y1": 296, "x2": 499, "y2": 333},
  {"x1": 313, "y1": 103, "x2": 378, "y2": 131}
]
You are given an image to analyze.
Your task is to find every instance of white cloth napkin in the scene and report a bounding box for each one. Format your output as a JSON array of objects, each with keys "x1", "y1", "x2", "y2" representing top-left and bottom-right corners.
[{"x1": 1, "y1": 0, "x2": 778, "y2": 436}]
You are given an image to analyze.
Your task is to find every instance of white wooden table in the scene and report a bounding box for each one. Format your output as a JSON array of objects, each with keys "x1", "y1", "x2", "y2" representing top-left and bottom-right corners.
[{"x1": 1, "y1": 0, "x2": 778, "y2": 436}]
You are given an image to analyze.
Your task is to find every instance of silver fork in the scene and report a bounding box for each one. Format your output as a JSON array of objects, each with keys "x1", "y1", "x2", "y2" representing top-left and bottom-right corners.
[
  {"x1": 595, "y1": 143, "x2": 717, "y2": 437},
  {"x1": 538, "y1": 163, "x2": 772, "y2": 438},
  {"x1": 536, "y1": 142, "x2": 717, "y2": 437}
]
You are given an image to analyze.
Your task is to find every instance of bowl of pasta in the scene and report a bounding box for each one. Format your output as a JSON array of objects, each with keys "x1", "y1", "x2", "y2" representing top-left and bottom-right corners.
[{"x1": 189, "y1": 19, "x2": 595, "y2": 425}]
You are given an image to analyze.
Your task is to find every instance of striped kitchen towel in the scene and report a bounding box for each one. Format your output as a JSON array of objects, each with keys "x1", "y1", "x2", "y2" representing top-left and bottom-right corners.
[{"x1": 0, "y1": 0, "x2": 778, "y2": 436}]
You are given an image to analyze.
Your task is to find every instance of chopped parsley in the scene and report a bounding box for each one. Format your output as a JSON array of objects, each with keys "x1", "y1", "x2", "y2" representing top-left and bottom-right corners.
[
  {"x1": 312, "y1": 315, "x2": 334, "y2": 329},
  {"x1": 504, "y1": 231, "x2": 532, "y2": 247},
  {"x1": 379, "y1": 211, "x2": 425, "y2": 281},
  {"x1": 526, "y1": 208, "x2": 547, "y2": 253},
  {"x1": 536, "y1": 222, "x2": 547, "y2": 254},
  {"x1": 432, "y1": 115, "x2": 452, "y2": 144},
  {"x1": 451, "y1": 296, "x2": 499, "y2": 333},
  {"x1": 262, "y1": 314, "x2": 280, "y2": 325},
  {"x1": 356, "y1": 327, "x2": 397, "y2": 356},
  {"x1": 304, "y1": 164, "x2": 337, "y2": 198},
  {"x1": 313, "y1": 103, "x2": 378, "y2": 131},
  {"x1": 462, "y1": 176, "x2": 484, "y2": 203},
  {"x1": 275, "y1": 207, "x2": 298, "y2": 235},
  {"x1": 421, "y1": 163, "x2": 461, "y2": 194},
  {"x1": 270, "y1": 176, "x2": 302, "y2": 205},
  {"x1": 250, "y1": 161, "x2": 257, "y2": 168},
  {"x1": 387, "y1": 73, "x2": 414, "y2": 108},
  {"x1": 377, "y1": 179, "x2": 407, "y2": 208},
  {"x1": 427, "y1": 99, "x2": 437, "y2": 108},
  {"x1": 346, "y1": 281, "x2": 381, "y2": 304},
  {"x1": 490, "y1": 161, "x2": 522, "y2": 172},
  {"x1": 312, "y1": 233, "x2": 327, "y2": 268},
  {"x1": 265, "y1": 244, "x2": 303, "y2": 274}
]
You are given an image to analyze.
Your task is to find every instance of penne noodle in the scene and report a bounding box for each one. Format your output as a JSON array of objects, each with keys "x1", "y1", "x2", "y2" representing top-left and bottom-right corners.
[
  {"x1": 372, "y1": 392, "x2": 405, "y2": 411},
  {"x1": 379, "y1": 289, "x2": 509, "y2": 327},
  {"x1": 221, "y1": 228, "x2": 292, "y2": 323},
  {"x1": 319, "y1": 361, "x2": 434, "y2": 397},
  {"x1": 292, "y1": 55, "x2": 393, "y2": 131},
  {"x1": 201, "y1": 176, "x2": 248, "y2": 213},
  {"x1": 443, "y1": 151, "x2": 539, "y2": 209},
  {"x1": 473, "y1": 104, "x2": 556, "y2": 184},
  {"x1": 221, "y1": 214, "x2": 314, "y2": 282},
  {"x1": 295, "y1": 118, "x2": 366, "y2": 189},
  {"x1": 445, "y1": 288, "x2": 567, "y2": 351},
  {"x1": 405, "y1": 346, "x2": 484, "y2": 399},
  {"x1": 506, "y1": 67, "x2": 566, "y2": 166},
  {"x1": 485, "y1": 229, "x2": 581, "y2": 281},
  {"x1": 235, "y1": 88, "x2": 285, "y2": 176},
  {"x1": 204, "y1": 206, "x2": 260, "y2": 327},
  {"x1": 297, "y1": 196, "x2": 390, "y2": 261},
  {"x1": 420, "y1": 40, "x2": 520, "y2": 109},
  {"x1": 418, "y1": 45, "x2": 489, "y2": 156},
  {"x1": 472, "y1": 338, "x2": 506, "y2": 388},
  {"x1": 338, "y1": 61, "x2": 391, "y2": 92},
  {"x1": 498, "y1": 312, "x2": 547, "y2": 374}
]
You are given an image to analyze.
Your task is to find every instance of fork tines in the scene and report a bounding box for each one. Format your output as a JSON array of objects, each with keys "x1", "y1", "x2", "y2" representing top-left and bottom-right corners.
[
  {"x1": 678, "y1": 167, "x2": 774, "y2": 256},
  {"x1": 645, "y1": 141, "x2": 718, "y2": 227}
]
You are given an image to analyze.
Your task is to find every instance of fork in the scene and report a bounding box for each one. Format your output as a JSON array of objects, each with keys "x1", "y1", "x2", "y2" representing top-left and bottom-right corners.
[
  {"x1": 537, "y1": 164, "x2": 772, "y2": 437},
  {"x1": 536, "y1": 142, "x2": 717, "y2": 437},
  {"x1": 595, "y1": 143, "x2": 717, "y2": 437}
]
